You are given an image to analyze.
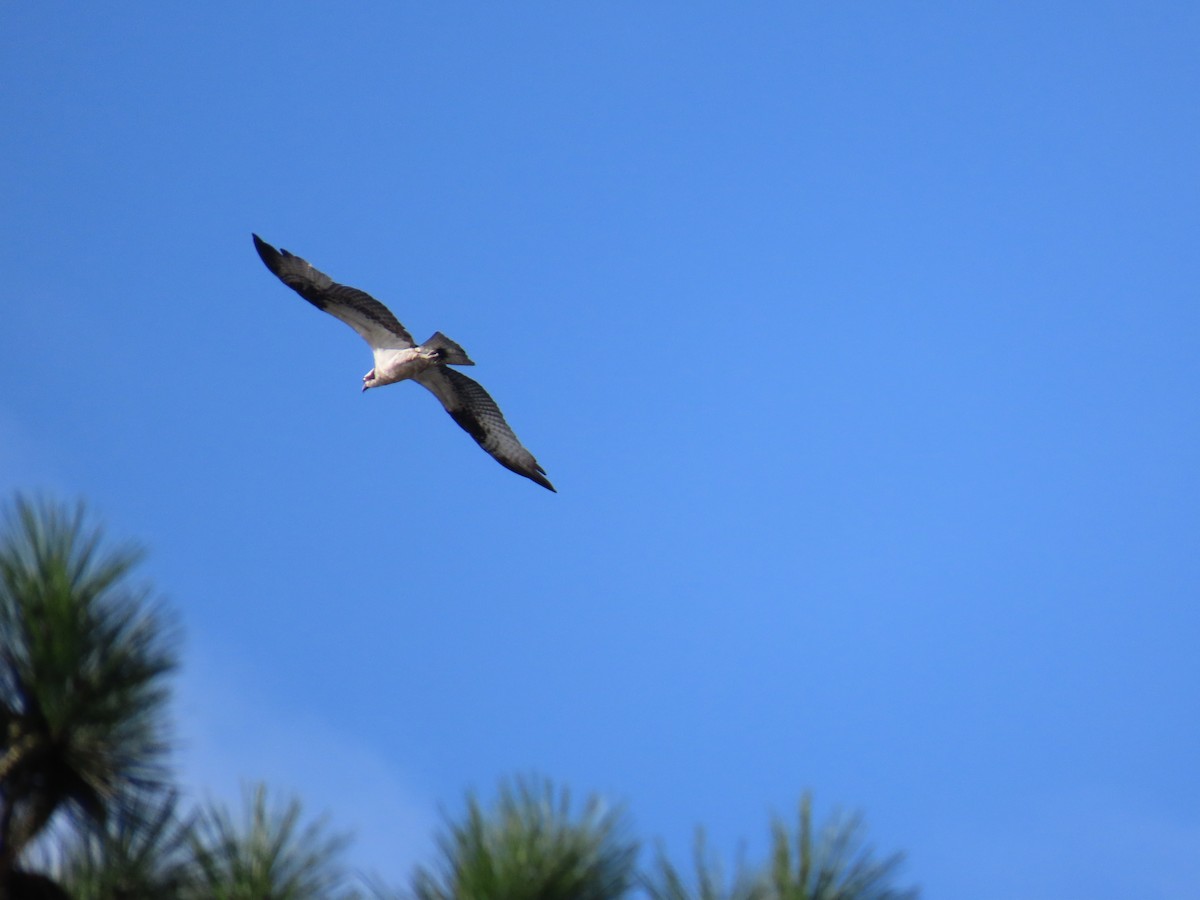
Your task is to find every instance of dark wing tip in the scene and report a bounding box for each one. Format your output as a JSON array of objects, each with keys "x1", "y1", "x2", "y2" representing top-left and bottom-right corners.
[
  {"x1": 504, "y1": 462, "x2": 556, "y2": 492},
  {"x1": 447, "y1": 405, "x2": 556, "y2": 492},
  {"x1": 529, "y1": 463, "x2": 556, "y2": 492},
  {"x1": 252, "y1": 233, "x2": 282, "y2": 274},
  {"x1": 508, "y1": 459, "x2": 555, "y2": 492}
]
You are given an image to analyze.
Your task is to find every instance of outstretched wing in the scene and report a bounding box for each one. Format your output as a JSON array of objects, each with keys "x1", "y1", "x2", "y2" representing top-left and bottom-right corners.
[
  {"x1": 416, "y1": 367, "x2": 556, "y2": 492},
  {"x1": 252, "y1": 234, "x2": 414, "y2": 350}
]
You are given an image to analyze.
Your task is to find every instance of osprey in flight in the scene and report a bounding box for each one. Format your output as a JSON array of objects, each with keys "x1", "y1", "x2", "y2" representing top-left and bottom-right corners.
[{"x1": 252, "y1": 234, "x2": 555, "y2": 492}]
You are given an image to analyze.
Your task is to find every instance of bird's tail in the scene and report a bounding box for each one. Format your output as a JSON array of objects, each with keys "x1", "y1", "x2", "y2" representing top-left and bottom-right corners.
[{"x1": 423, "y1": 332, "x2": 475, "y2": 366}]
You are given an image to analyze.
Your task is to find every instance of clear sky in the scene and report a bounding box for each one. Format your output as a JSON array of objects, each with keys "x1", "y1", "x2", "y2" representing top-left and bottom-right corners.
[{"x1": 2, "y1": 3, "x2": 1198, "y2": 897}]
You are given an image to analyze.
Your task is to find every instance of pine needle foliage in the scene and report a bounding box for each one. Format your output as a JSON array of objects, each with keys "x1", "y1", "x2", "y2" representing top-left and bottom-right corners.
[
  {"x1": 0, "y1": 496, "x2": 178, "y2": 878},
  {"x1": 766, "y1": 794, "x2": 918, "y2": 900},
  {"x1": 188, "y1": 783, "x2": 359, "y2": 900},
  {"x1": 412, "y1": 776, "x2": 638, "y2": 900},
  {"x1": 643, "y1": 794, "x2": 917, "y2": 900},
  {"x1": 643, "y1": 830, "x2": 766, "y2": 900},
  {"x1": 52, "y1": 788, "x2": 197, "y2": 899}
]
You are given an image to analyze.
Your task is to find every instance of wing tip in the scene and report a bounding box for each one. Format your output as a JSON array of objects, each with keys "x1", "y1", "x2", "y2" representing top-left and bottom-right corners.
[
  {"x1": 531, "y1": 471, "x2": 557, "y2": 492},
  {"x1": 498, "y1": 449, "x2": 557, "y2": 492},
  {"x1": 252, "y1": 233, "x2": 281, "y2": 272}
]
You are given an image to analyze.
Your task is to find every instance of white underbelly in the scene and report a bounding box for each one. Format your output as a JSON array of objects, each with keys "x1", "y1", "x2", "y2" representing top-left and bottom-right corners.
[{"x1": 373, "y1": 347, "x2": 436, "y2": 385}]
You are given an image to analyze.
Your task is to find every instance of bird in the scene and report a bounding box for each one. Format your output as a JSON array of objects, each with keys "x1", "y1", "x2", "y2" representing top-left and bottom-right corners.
[{"x1": 252, "y1": 234, "x2": 555, "y2": 492}]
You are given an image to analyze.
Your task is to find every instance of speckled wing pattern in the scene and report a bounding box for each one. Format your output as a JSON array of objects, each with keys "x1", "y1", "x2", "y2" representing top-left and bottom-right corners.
[
  {"x1": 252, "y1": 234, "x2": 415, "y2": 350},
  {"x1": 416, "y1": 367, "x2": 556, "y2": 492}
]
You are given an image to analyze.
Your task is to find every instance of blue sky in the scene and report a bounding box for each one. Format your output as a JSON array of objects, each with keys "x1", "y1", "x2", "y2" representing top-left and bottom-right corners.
[{"x1": 3, "y1": 3, "x2": 1198, "y2": 897}]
